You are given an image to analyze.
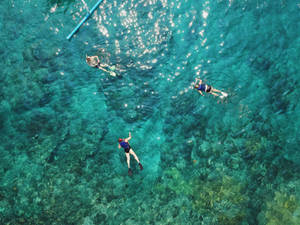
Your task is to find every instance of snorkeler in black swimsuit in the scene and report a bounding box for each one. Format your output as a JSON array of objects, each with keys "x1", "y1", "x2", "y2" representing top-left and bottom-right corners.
[
  {"x1": 194, "y1": 78, "x2": 227, "y2": 98},
  {"x1": 118, "y1": 132, "x2": 143, "y2": 176}
]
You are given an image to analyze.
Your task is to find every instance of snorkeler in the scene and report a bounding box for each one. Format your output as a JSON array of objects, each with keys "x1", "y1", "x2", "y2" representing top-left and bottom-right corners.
[
  {"x1": 86, "y1": 55, "x2": 116, "y2": 77},
  {"x1": 118, "y1": 132, "x2": 143, "y2": 176},
  {"x1": 194, "y1": 78, "x2": 228, "y2": 99}
]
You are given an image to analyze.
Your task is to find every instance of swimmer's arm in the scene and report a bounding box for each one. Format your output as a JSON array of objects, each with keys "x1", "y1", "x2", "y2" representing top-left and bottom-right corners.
[
  {"x1": 125, "y1": 132, "x2": 132, "y2": 142},
  {"x1": 198, "y1": 90, "x2": 204, "y2": 96},
  {"x1": 118, "y1": 144, "x2": 121, "y2": 149},
  {"x1": 195, "y1": 78, "x2": 202, "y2": 85},
  {"x1": 95, "y1": 56, "x2": 100, "y2": 64}
]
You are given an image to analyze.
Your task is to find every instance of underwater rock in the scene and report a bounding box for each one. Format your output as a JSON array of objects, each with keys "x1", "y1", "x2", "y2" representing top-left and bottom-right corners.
[
  {"x1": 26, "y1": 108, "x2": 56, "y2": 136},
  {"x1": 38, "y1": 92, "x2": 52, "y2": 107},
  {"x1": 192, "y1": 175, "x2": 249, "y2": 224},
  {"x1": 251, "y1": 56, "x2": 272, "y2": 71},
  {"x1": 169, "y1": 95, "x2": 197, "y2": 116},
  {"x1": 0, "y1": 40, "x2": 5, "y2": 55},
  {"x1": 0, "y1": 200, "x2": 11, "y2": 219},
  {"x1": 31, "y1": 44, "x2": 52, "y2": 62},
  {"x1": 123, "y1": 109, "x2": 138, "y2": 123},
  {"x1": 8, "y1": 52, "x2": 21, "y2": 65},
  {"x1": 102, "y1": 78, "x2": 159, "y2": 122},
  {"x1": 284, "y1": 148, "x2": 300, "y2": 166},
  {"x1": 0, "y1": 101, "x2": 10, "y2": 129},
  {"x1": 155, "y1": 167, "x2": 192, "y2": 197},
  {"x1": 23, "y1": 47, "x2": 33, "y2": 62},
  {"x1": 258, "y1": 188, "x2": 300, "y2": 225},
  {"x1": 33, "y1": 68, "x2": 49, "y2": 81},
  {"x1": 199, "y1": 141, "x2": 211, "y2": 157},
  {"x1": 94, "y1": 213, "x2": 107, "y2": 224}
]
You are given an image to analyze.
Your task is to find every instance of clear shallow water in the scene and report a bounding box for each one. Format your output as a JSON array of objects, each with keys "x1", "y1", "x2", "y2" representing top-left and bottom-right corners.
[{"x1": 1, "y1": 0, "x2": 300, "y2": 224}]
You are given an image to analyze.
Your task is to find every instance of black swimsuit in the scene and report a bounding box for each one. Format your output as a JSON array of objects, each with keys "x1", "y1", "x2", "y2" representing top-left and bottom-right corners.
[
  {"x1": 124, "y1": 145, "x2": 130, "y2": 153},
  {"x1": 206, "y1": 85, "x2": 212, "y2": 93},
  {"x1": 197, "y1": 84, "x2": 211, "y2": 93}
]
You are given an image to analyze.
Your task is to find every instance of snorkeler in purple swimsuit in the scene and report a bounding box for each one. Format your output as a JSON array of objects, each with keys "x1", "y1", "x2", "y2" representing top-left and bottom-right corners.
[
  {"x1": 194, "y1": 78, "x2": 227, "y2": 98},
  {"x1": 118, "y1": 132, "x2": 143, "y2": 176}
]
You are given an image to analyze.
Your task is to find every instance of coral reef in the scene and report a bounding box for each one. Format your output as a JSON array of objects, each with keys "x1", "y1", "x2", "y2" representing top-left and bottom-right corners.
[
  {"x1": 258, "y1": 182, "x2": 300, "y2": 225},
  {"x1": 192, "y1": 175, "x2": 249, "y2": 224}
]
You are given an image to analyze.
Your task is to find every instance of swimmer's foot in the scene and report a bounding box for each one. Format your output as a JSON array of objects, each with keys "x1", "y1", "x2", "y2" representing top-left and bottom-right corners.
[
  {"x1": 128, "y1": 168, "x2": 132, "y2": 176},
  {"x1": 219, "y1": 92, "x2": 228, "y2": 99},
  {"x1": 221, "y1": 92, "x2": 228, "y2": 97},
  {"x1": 139, "y1": 163, "x2": 143, "y2": 170},
  {"x1": 109, "y1": 71, "x2": 117, "y2": 77}
]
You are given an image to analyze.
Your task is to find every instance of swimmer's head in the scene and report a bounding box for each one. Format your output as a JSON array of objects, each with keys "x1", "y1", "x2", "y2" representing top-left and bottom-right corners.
[
  {"x1": 118, "y1": 138, "x2": 123, "y2": 143},
  {"x1": 194, "y1": 84, "x2": 199, "y2": 89},
  {"x1": 86, "y1": 56, "x2": 91, "y2": 61}
]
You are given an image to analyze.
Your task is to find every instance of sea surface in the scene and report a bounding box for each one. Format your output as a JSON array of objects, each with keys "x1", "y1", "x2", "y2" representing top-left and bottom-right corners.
[{"x1": 1, "y1": 0, "x2": 300, "y2": 224}]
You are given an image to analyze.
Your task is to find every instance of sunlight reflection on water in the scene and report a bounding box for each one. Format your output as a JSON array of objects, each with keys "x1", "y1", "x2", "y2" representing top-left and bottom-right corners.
[{"x1": 64, "y1": 0, "x2": 226, "y2": 100}]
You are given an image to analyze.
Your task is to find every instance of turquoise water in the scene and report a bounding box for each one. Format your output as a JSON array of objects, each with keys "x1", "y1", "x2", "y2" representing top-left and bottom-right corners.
[{"x1": 1, "y1": 0, "x2": 300, "y2": 224}]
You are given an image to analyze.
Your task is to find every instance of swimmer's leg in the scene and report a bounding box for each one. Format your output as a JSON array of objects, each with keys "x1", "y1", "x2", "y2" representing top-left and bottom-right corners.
[
  {"x1": 211, "y1": 87, "x2": 228, "y2": 97},
  {"x1": 210, "y1": 92, "x2": 220, "y2": 97},
  {"x1": 211, "y1": 87, "x2": 222, "y2": 93},
  {"x1": 130, "y1": 149, "x2": 143, "y2": 170},
  {"x1": 125, "y1": 152, "x2": 131, "y2": 168},
  {"x1": 129, "y1": 149, "x2": 140, "y2": 164},
  {"x1": 221, "y1": 92, "x2": 228, "y2": 97}
]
